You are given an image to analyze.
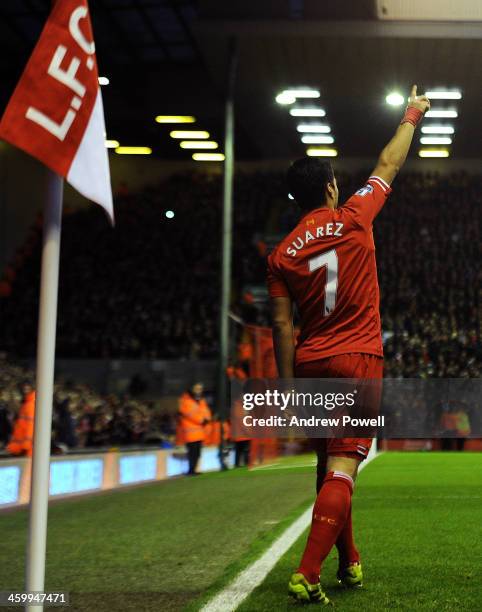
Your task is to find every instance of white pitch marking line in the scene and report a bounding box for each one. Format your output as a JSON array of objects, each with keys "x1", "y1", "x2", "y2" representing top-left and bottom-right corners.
[
  {"x1": 249, "y1": 463, "x2": 279, "y2": 470},
  {"x1": 201, "y1": 449, "x2": 380, "y2": 612},
  {"x1": 251, "y1": 463, "x2": 317, "y2": 471}
]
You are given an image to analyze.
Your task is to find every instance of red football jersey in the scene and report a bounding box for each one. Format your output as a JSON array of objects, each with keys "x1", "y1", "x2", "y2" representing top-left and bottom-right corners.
[{"x1": 267, "y1": 175, "x2": 392, "y2": 364}]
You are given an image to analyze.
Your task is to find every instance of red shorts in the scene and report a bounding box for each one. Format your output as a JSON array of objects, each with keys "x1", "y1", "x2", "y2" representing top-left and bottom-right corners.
[{"x1": 295, "y1": 353, "x2": 383, "y2": 464}]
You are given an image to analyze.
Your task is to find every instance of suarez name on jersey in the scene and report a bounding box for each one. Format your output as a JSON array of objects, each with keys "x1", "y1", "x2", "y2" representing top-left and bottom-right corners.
[{"x1": 267, "y1": 176, "x2": 392, "y2": 365}]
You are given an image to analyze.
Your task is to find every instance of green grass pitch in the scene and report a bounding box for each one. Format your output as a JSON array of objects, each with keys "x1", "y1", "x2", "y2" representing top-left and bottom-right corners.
[
  {"x1": 237, "y1": 452, "x2": 482, "y2": 612},
  {"x1": 0, "y1": 452, "x2": 480, "y2": 611}
]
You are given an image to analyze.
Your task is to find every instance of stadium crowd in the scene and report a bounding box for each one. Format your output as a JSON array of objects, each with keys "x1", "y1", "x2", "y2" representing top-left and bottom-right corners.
[
  {"x1": 376, "y1": 171, "x2": 481, "y2": 378},
  {"x1": 0, "y1": 172, "x2": 282, "y2": 359},
  {"x1": 0, "y1": 357, "x2": 175, "y2": 452},
  {"x1": 0, "y1": 170, "x2": 480, "y2": 382}
]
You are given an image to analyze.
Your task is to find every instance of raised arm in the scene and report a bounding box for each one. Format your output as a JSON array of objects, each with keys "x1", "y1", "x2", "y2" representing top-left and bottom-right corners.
[{"x1": 372, "y1": 85, "x2": 431, "y2": 186}]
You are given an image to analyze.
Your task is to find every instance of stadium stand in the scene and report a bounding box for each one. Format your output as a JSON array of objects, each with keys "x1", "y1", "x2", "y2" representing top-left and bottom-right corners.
[
  {"x1": 0, "y1": 172, "x2": 283, "y2": 359},
  {"x1": 1, "y1": 170, "x2": 480, "y2": 381},
  {"x1": 376, "y1": 171, "x2": 480, "y2": 378},
  {"x1": 0, "y1": 357, "x2": 172, "y2": 452}
]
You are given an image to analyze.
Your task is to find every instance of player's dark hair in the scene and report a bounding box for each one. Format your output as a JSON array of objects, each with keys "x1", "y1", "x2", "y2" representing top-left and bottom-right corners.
[{"x1": 286, "y1": 157, "x2": 335, "y2": 211}]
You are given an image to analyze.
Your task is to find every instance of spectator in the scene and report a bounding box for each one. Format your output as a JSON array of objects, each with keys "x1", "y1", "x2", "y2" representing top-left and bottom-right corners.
[
  {"x1": 53, "y1": 398, "x2": 78, "y2": 450},
  {"x1": 0, "y1": 391, "x2": 13, "y2": 447},
  {"x1": 1, "y1": 171, "x2": 479, "y2": 372},
  {"x1": 0, "y1": 359, "x2": 164, "y2": 451},
  {"x1": 0, "y1": 172, "x2": 283, "y2": 359},
  {"x1": 441, "y1": 402, "x2": 471, "y2": 451}
]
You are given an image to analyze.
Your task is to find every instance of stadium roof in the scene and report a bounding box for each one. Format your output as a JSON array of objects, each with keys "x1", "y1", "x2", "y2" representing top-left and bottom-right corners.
[{"x1": 1, "y1": 0, "x2": 481, "y2": 160}]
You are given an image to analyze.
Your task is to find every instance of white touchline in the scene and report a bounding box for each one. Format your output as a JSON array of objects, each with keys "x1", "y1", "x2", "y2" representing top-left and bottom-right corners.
[{"x1": 201, "y1": 447, "x2": 381, "y2": 612}]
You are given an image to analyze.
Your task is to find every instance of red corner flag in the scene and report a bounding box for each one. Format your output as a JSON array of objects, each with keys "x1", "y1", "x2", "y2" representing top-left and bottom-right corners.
[{"x1": 0, "y1": 0, "x2": 113, "y2": 222}]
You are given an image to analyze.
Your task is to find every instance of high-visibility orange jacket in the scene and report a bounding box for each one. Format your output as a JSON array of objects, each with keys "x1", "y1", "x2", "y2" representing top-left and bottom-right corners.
[
  {"x1": 176, "y1": 392, "x2": 212, "y2": 444},
  {"x1": 204, "y1": 419, "x2": 231, "y2": 446},
  {"x1": 7, "y1": 391, "x2": 36, "y2": 456},
  {"x1": 231, "y1": 398, "x2": 252, "y2": 442},
  {"x1": 226, "y1": 366, "x2": 249, "y2": 441}
]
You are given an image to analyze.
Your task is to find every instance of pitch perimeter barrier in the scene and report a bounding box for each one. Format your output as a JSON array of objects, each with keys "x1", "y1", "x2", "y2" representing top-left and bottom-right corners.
[{"x1": 0, "y1": 446, "x2": 234, "y2": 510}]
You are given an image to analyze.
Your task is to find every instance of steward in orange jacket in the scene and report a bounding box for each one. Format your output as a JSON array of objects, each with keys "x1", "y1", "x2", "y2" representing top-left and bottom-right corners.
[
  {"x1": 227, "y1": 365, "x2": 251, "y2": 467},
  {"x1": 177, "y1": 383, "x2": 211, "y2": 475},
  {"x1": 7, "y1": 386, "x2": 35, "y2": 457}
]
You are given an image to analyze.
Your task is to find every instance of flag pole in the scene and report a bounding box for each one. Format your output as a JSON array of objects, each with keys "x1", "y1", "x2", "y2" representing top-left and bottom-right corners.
[
  {"x1": 218, "y1": 37, "x2": 238, "y2": 426},
  {"x1": 25, "y1": 169, "x2": 63, "y2": 612}
]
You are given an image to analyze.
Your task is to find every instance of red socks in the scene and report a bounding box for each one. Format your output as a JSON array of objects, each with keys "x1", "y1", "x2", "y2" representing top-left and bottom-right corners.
[
  {"x1": 336, "y1": 504, "x2": 360, "y2": 568},
  {"x1": 298, "y1": 471, "x2": 354, "y2": 584}
]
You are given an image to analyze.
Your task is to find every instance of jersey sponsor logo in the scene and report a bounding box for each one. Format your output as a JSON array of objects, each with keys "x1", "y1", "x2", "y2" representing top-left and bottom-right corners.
[
  {"x1": 355, "y1": 184, "x2": 374, "y2": 197},
  {"x1": 286, "y1": 222, "x2": 344, "y2": 257}
]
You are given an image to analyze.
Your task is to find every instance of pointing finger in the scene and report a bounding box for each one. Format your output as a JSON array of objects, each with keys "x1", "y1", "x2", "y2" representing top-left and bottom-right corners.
[{"x1": 410, "y1": 84, "x2": 417, "y2": 99}]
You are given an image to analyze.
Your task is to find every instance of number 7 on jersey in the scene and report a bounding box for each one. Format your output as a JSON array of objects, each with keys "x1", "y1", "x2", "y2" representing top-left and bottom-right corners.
[{"x1": 308, "y1": 248, "x2": 338, "y2": 316}]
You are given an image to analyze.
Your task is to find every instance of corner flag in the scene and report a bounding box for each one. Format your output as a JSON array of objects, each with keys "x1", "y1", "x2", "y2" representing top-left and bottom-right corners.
[
  {"x1": 0, "y1": 0, "x2": 113, "y2": 222},
  {"x1": 0, "y1": 3, "x2": 112, "y2": 609}
]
